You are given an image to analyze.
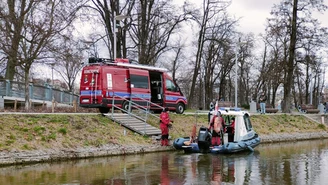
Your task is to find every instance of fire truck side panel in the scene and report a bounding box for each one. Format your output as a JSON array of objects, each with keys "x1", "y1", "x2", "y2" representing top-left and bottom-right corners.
[
  {"x1": 162, "y1": 73, "x2": 187, "y2": 113},
  {"x1": 101, "y1": 67, "x2": 129, "y2": 108}
]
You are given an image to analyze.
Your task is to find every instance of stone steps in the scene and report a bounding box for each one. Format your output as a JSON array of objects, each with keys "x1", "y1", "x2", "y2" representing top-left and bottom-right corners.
[{"x1": 304, "y1": 114, "x2": 328, "y2": 125}]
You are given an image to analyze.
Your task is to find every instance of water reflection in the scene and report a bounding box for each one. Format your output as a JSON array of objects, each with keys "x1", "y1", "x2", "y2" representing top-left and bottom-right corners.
[
  {"x1": 256, "y1": 140, "x2": 328, "y2": 185},
  {"x1": 0, "y1": 139, "x2": 327, "y2": 185},
  {"x1": 180, "y1": 152, "x2": 258, "y2": 185}
]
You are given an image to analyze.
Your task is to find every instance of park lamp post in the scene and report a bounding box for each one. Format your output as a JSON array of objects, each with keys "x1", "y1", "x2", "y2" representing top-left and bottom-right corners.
[
  {"x1": 113, "y1": 12, "x2": 129, "y2": 59},
  {"x1": 234, "y1": 46, "x2": 238, "y2": 108}
]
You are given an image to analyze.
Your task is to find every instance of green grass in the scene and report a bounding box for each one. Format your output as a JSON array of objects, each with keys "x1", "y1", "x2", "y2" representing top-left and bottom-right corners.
[
  {"x1": 0, "y1": 113, "x2": 326, "y2": 152},
  {"x1": 58, "y1": 128, "x2": 67, "y2": 135},
  {"x1": 34, "y1": 126, "x2": 46, "y2": 135}
]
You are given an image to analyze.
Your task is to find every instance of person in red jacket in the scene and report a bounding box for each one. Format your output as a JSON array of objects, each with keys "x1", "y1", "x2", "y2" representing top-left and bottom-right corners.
[
  {"x1": 160, "y1": 153, "x2": 170, "y2": 184},
  {"x1": 160, "y1": 107, "x2": 173, "y2": 146}
]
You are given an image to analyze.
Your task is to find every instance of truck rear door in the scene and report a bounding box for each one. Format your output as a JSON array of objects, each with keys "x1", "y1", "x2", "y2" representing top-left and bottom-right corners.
[
  {"x1": 80, "y1": 67, "x2": 102, "y2": 106},
  {"x1": 129, "y1": 69, "x2": 151, "y2": 107}
]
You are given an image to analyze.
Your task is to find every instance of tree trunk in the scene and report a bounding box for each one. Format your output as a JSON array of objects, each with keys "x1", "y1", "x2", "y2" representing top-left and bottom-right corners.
[
  {"x1": 5, "y1": 58, "x2": 16, "y2": 81},
  {"x1": 187, "y1": 28, "x2": 205, "y2": 107},
  {"x1": 283, "y1": 0, "x2": 298, "y2": 113},
  {"x1": 24, "y1": 67, "x2": 30, "y2": 111}
]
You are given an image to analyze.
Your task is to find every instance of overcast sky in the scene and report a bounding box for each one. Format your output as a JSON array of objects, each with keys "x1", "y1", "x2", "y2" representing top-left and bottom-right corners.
[
  {"x1": 228, "y1": 0, "x2": 328, "y2": 35},
  {"x1": 227, "y1": 0, "x2": 278, "y2": 35}
]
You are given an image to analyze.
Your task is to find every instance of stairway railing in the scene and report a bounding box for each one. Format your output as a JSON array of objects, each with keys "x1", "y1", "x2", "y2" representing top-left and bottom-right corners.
[{"x1": 110, "y1": 93, "x2": 164, "y2": 135}]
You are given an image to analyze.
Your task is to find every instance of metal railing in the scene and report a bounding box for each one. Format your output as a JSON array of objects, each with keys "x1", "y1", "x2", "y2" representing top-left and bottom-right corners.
[
  {"x1": 0, "y1": 79, "x2": 79, "y2": 105},
  {"x1": 110, "y1": 93, "x2": 164, "y2": 134},
  {"x1": 111, "y1": 94, "x2": 162, "y2": 117}
]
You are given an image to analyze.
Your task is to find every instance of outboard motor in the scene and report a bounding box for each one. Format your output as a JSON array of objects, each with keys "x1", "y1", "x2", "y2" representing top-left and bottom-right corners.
[{"x1": 197, "y1": 126, "x2": 212, "y2": 153}]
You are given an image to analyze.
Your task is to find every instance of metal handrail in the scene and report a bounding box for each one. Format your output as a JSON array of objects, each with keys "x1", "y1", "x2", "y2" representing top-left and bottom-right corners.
[
  {"x1": 110, "y1": 93, "x2": 161, "y2": 135},
  {"x1": 131, "y1": 94, "x2": 164, "y2": 121},
  {"x1": 132, "y1": 94, "x2": 165, "y2": 111},
  {"x1": 112, "y1": 93, "x2": 163, "y2": 118}
]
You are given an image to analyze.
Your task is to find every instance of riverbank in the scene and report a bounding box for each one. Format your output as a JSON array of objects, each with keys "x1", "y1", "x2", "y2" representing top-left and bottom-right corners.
[
  {"x1": 0, "y1": 113, "x2": 327, "y2": 166},
  {"x1": 0, "y1": 132, "x2": 328, "y2": 166}
]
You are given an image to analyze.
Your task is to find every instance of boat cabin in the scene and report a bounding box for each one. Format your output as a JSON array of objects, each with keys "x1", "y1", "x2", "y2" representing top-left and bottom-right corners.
[{"x1": 209, "y1": 107, "x2": 256, "y2": 143}]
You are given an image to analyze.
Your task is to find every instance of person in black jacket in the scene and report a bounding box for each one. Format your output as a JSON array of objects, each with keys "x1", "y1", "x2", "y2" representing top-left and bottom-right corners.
[{"x1": 259, "y1": 92, "x2": 267, "y2": 114}]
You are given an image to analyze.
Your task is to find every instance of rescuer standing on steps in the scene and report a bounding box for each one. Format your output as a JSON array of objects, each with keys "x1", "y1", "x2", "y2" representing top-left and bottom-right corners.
[{"x1": 160, "y1": 107, "x2": 173, "y2": 146}]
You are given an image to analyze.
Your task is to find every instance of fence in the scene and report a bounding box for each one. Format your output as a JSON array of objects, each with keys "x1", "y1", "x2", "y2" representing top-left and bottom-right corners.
[{"x1": 0, "y1": 79, "x2": 79, "y2": 105}]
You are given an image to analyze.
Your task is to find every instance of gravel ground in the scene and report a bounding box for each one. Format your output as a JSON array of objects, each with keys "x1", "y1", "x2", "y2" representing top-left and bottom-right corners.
[{"x1": 0, "y1": 132, "x2": 328, "y2": 166}]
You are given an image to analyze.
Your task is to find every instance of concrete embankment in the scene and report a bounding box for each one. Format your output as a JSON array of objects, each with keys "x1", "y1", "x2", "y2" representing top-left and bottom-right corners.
[
  {"x1": 0, "y1": 144, "x2": 172, "y2": 166},
  {"x1": 1, "y1": 132, "x2": 328, "y2": 166},
  {"x1": 260, "y1": 131, "x2": 328, "y2": 143}
]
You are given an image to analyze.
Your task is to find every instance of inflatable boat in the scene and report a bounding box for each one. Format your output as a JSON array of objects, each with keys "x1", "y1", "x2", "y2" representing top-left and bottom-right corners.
[{"x1": 173, "y1": 105, "x2": 261, "y2": 154}]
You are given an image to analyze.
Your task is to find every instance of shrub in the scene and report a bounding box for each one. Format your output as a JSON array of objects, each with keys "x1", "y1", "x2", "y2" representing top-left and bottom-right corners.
[
  {"x1": 58, "y1": 128, "x2": 67, "y2": 135},
  {"x1": 48, "y1": 133, "x2": 57, "y2": 140},
  {"x1": 318, "y1": 124, "x2": 326, "y2": 130},
  {"x1": 34, "y1": 126, "x2": 46, "y2": 134},
  {"x1": 23, "y1": 144, "x2": 30, "y2": 150}
]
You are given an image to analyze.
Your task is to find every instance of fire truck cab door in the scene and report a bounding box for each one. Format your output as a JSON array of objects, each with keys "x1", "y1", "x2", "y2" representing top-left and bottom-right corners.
[{"x1": 129, "y1": 69, "x2": 151, "y2": 105}]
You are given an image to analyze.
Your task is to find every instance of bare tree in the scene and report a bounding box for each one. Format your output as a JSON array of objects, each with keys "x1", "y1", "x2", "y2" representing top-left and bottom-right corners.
[
  {"x1": 129, "y1": 0, "x2": 191, "y2": 65},
  {"x1": 160, "y1": 36, "x2": 186, "y2": 82},
  {"x1": 266, "y1": 0, "x2": 327, "y2": 112},
  {"x1": 186, "y1": 0, "x2": 233, "y2": 108},
  {"x1": 0, "y1": 0, "x2": 86, "y2": 110},
  {"x1": 86, "y1": 0, "x2": 134, "y2": 59},
  {"x1": 86, "y1": 0, "x2": 190, "y2": 66},
  {"x1": 50, "y1": 35, "x2": 84, "y2": 92},
  {"x1": 262, "y1": 20, "x2": 289, "y2": 107},
  {"x1": 237, "y1": 33, "x2": 255, "y2": 107}
]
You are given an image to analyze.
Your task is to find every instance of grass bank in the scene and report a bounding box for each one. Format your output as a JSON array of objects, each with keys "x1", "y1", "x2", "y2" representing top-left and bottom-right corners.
[{"x1": 0, "y1": 113, "x2": 327, "y2": 152}]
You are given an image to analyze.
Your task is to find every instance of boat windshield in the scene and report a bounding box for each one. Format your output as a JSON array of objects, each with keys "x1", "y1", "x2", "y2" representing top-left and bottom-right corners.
[{"x1": 243, "y1": 114, "x2": 253, "y2": 131}]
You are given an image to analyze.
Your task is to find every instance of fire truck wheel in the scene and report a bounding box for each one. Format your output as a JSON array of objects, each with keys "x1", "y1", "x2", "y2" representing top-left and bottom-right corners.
[
  {"x1": 176, "y1": 103, "x2": 185, "y2": 114},
  {"x1": 99, "y1": 107, "x2": 110, "y2": 114},
  {"x1": 121, "y1": 101, "x2": 129, "y2": 113}
]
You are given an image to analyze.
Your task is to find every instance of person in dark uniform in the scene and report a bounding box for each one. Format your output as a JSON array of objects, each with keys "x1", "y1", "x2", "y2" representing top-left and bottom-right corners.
[{"x1": 227, "y1": 117, "x2": 235, "y2": 142}]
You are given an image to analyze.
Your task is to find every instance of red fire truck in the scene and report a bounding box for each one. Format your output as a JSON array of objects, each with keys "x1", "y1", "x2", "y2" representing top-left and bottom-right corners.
[{"x1": 79, "y1": 57, "x2": 187, "y2": 114}]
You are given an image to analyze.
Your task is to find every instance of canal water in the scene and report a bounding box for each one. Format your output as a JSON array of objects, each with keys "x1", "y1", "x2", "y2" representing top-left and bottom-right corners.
[{"x1": 1, "y1": 139, "x2": 328, "y2": 185}]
